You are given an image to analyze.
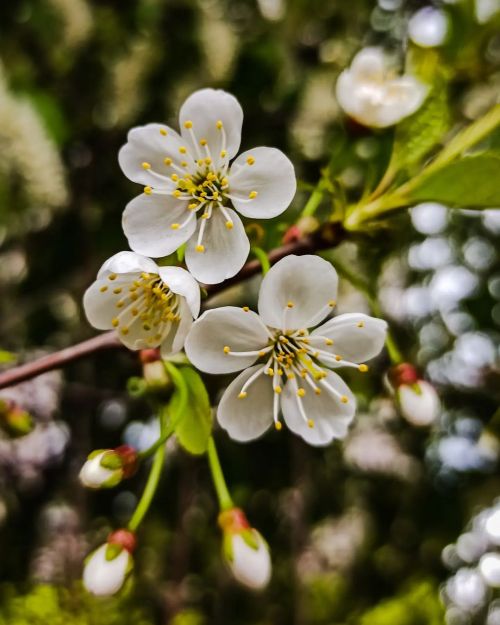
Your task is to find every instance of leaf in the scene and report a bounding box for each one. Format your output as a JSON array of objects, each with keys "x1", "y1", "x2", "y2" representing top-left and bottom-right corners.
[
  {"x1": 407, "y1": 153, "x2": 500, "y2": 207},
  {"x1": 168, "y1": 366, "x2": 212, "y2": 455}
]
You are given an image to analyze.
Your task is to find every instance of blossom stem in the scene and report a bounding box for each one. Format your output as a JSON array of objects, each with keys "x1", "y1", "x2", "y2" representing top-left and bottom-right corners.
[
  {"x1": 301, "y1": 178, "x2": 326, "y2": 217},
  {"x1": 128, "y1": 405, "x2": 168, "y2": 532},
  {"x1": 252, "y1": 247, "x2": 270, "y2": 275},
  {"x1": 207, "y1": 437, "x2": 234, "y2": 512}
]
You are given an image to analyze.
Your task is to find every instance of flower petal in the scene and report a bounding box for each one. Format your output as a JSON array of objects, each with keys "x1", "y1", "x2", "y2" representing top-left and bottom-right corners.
[
  {"x1": 83, "y1": 280, "x2": 122, "y2": 330},
  {"x1": 158, "y1": 265, "x2": 200, "y2": 319},
  {"x1": 217, "y1": 365, "x2": 274, "y2": 442},
  {"x1": 281, "y1": 370, "x2": 355, "y2": 446},
  {"x1": 161, "y1": 299, "x2": 193, "y2": 357},
  {"x1": 184, "y1": 207, "x2": 249, "y2": 284},
  {"x1": 228, "y1": 147, "x2": 296, "y2": 219},
  {"x1": 97, "y1": 251, "x2": 159, "y2": 279},
  {"x1": 184, "y1": 307, "x2": 269, "y2": 374},
  {"x1": 312, "y1": 313, "x2": 387, "y2": 363},
  {"x1": 350, "y1": 47, "x2": 386, "y2": 81},
  {"x1": 118, "y1": 123, "x2": 193, "y2": 188},
  {"x1": 83, "y1": 544, "x2": 130, "y2": 597},
  {"x1": 179, "y1": 89, "x2": 243, "y2": 163},
  {"x1": 122, "y1": 192, "x2": 196, "y2": 257},
  {"x1": 258, "y1": 255, "x2": 338, "y2": 330}
]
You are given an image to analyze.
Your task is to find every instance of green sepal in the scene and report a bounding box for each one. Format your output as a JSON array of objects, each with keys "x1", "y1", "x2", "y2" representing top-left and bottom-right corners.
[
  {"x1": 222, "y1": 533, "x2": 234, "y2": 563},
  {"x1": 100, "y1": 452, "x2": 123, "y2": 470},
  {"x1": 410, "y1": 382, "x2": 423, "y2": 396},
  {"x1": 127, "y1": 376, "x2": 148, "y2": 398},
  {"x1": 101, "y1": 472, "x2": 123, "y2": 488},
  {"x1": 240, "y1": 529, "x2": 260, "y2": 551},
  {"x1": 176, "y1": 243, "x2": 186, "y2": 263},
  {"x1": 105, "y1": 543, "x2": 123, "y2": 561},
  {"x1": 87, "y1": 449, "x2": 106, "y2": 460}
]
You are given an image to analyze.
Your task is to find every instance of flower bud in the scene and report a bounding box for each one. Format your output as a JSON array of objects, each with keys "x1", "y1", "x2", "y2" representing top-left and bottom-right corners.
[
  {"x1": 83, "y1": 529, "x2": 136, "y2": 596},
  {"x1": 218, "y1": 508, "x2": 271, "y2": 590},
  {"x1": 79, "y1": 446, "x2": 138, "y2": 489},
  {"x1": 139, "y1": 348, "x2": 171, "y2": 390},
  {"x1": 389, "y1": 363, "x2": 440, "y2": 426},
  {"x1": 282, "y1": 216, "x2": 320, "y2": 244},
  {"x1": 0, "y1": 398, "x2": 34, "y2": 437}
]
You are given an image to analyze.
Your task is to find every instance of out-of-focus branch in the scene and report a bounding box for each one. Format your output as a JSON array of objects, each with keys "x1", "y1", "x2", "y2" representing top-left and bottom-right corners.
[{"x1": 0, "y1": 223, "x2": 344, "y2": 390}]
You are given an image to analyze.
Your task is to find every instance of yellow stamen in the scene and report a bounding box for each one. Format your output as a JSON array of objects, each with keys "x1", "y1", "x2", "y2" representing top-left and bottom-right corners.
[
  {"x1": 142, "y1": 162, "x2": 151, "y2": 170},
  {"x1": 216, "y1": 120, "x2": 223, "y2": 129},
  {"x1": 246, "y1": 156, "x2": 255, "y2": 165},
  {"x1": 144, "y1": 186, "x2": 152, "y2": 195},
  {"x1": 171, "y1": 223, "x2": 180, "y2": 230},
  {"x1": 108, "y1": 274, "x2": 117, "y2": 281},
  {"x1": 248, "y1": 191, "x2": 258, "y2": 199},
  {"x1": 358, "y1": 364, "x2": 369, "y2": 373},
  {"x1": 238, "y1": 391, "x2": 247, "y2": 399},
  {"x1": 307, "y1": 419, "x2": 315, "y2": 428},
  {"x1": 159, "y1": 128, "x2": 167, "y2": 136},
  {"x1": 220, "y1": 150, "x2": 227, "y2": 158},
  {"x1": 275, "y1": 421, "x2": 282, "y2": 431},
  {"x1": 297, "y1": 388, "x2": 306, "y2": 397},
  {"x1": 357, "y1": 321, "x2": 365, "y2": 328},
  {"x1": 111, "y1": 318, "x2": 119, "y2": 327},
  {"x1": 164, "y1": 157, "x2": 172, "y2": 166},
  {"x1": 340, "y1": 395, "x2": 349, "y2": 404},
  {"x1": 179, "y1": 146, "x2": 187, "y2": 154},
  {"x1": 242, "y1": 306, "x2": 249, "y2": 312},
  {"x1": 274, "y1": 386, "x2": 282, "y2": 394},
  {"x1": 195, "y1": 245, "x2": 205, "y2": 252},
  {"x1": 183, "y1": 120, "x2": 193, "y2": 129},
  {"x1": 225, "y1": 221, "x2": 233, "y2": 229},
  {"x1": 113, "y1": 287, "x2": 122, "y2": 294},
  {"x1": 328, "y1": 300, "x2": 336, "y2": 307},
  {"x1": 100, "y1": 286, "x2": 108, "y2": 293},
  {"x1": 223, "y1": 346, "x2": 231, "y2": 354},
  {"x1": 287, "y1": 301, "x2": 294, "y2": 308}
]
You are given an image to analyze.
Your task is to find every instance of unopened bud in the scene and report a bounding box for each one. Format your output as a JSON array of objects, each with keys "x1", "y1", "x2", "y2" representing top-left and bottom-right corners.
[
  {"x1": 0, "y1": 399, "x2": 34, "y2": 437},
  {"x1": 388, "y1": 364, "x2": 440, "y2": 426},
  {"x1": 79, "y1": 446, "x2": 138, "y2": 489},
  {"x1": 139, "y1": 349, "x2": 171, "y2": 391},
  {"x1": 83, "y1": 529, "x2": 135, "y2": 596},
  {"x1": 218, "y1": 508, "x2": 271, "y2": 590}
]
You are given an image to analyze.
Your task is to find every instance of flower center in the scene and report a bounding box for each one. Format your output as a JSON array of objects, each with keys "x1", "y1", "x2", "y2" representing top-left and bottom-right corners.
[{"x1": 103, "y1": 272, "x2": 180, "y2": 344}]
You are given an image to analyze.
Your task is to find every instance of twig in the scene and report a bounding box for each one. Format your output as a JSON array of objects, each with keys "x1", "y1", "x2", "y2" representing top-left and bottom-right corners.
[{"x1": 0, "y1": 224, "x2": 344, "y2": 390}]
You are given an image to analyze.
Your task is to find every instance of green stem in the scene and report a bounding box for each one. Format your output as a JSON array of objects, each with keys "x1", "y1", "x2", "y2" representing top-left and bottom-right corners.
[
  {"x1": 207, "y1": 437, "x2": 233, "y2": 511},
  {"x1": 301, "y1": 179, "x2": 326, "y2": 217},
  {"x1": 137, "y1": 425, "x2": 174, "y2": 460},
  {"x1": 164, "y1": 361, "x2": 188, "y2": 428},
  {"x1": 252, "y1": 247, "x2": 271, "y2": 275},
  {"x1": 128, "y1": 405, "x2": 168, "y2": 532}
]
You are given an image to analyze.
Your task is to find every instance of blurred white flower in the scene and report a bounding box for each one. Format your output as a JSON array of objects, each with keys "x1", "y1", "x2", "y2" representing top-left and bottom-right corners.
[
  {"x1": 83, "y1": 251, "x2": 200, "y2": 356},
  {"x1": 119, "y1": 89, "x2": 296, "y2": 284},
  {"x1": 219, "y1": 508, "x2": 271, "y2": 590},
  {"x1": 480, "y1": 553, "x2": 500, "y2": 587},
  {"x1": 336, "y1": 47, "x2": 427, "y2": 128},
  {"x1": 186, "y1": 255, "x2": 387, "y2": 446},
  {"x1": 83, "y1": 530, "x2": 135, "y2": 597},
  {"x1": 408, "y1": 7, "x2": 448, "y2": 48},
  {"x1": 389, "y1": 364, "x2": 440, "y2": 426}
]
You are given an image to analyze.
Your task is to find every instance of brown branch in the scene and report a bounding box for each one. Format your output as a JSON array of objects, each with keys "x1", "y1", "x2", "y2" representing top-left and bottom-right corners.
[{"x1": 0, "y1": 224, "x2": 344, "y2": 390}]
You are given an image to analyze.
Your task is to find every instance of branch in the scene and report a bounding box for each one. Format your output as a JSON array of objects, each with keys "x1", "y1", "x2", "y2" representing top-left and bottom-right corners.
[{"x1": 0, "y1": 224, "x2": 344, "y2": 390}]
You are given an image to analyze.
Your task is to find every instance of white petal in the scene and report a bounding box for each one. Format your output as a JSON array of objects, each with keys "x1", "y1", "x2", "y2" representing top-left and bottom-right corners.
[
  {"x1": 229, "y1": 531, "x2": 271, "y2": 589},
  {"x1": 122, "y1": 193, "x2": 196, "y2": 258},
  {"x1": 97, "y1": 251, "x2": 159, "y2": 279},
  {"x1": 179, "y1": 89, "x2": 243, "y2": 163},
  {"x1": 185, "y1": 307, "x2": 269, "y2": 374},
  {"x1": 158, "y1": 265, "x2": 201, "y2": 319},
  {"x1": 83, "y1": 544, "x2": 130, "y2": 597},
  {"x1": 118, "y1": 123, "x2": 193, "y2": 188},
  {"x1": 217, "y1": 365, "x2": 274, "y2": 442},
  {"x1": 382, "y1": 77, "x2": 428, "y2": 122},
  {"x1": 281, "y1": 370, "x2": 355, "y2": 446},
  {"x1": 79, "y1": 452, "x2": 114, "y2": 488},
  {"x1": 350, "y1": 47, "x2": 386, "y2": 81},
  {"x1": 258, "y1": 255, "x2": 338, "y2": 330},
  {"x1": 161, "y1": 299, "x2": 193, "y2": 357},
  {"x1": 228, "y1": 147, "x2": 296, "y2": 219},
  {"x1": 83, "y1": 279, "x2": 123, "y2": 331},
  {"x1": 312, "y1": 313, "x2": 387, "y2": 363},
  {"x1": 184, "y1": 207, "x2": 249, "y2": 284},
  {"x1": 398, "y1": 381, "x2": 440, "y2": 426}
]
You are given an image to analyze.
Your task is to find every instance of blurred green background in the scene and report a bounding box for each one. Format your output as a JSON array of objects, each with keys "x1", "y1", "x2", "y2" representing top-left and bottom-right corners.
[{"x1": 0, "y1": 0, "x2": 499, "y2": 623}]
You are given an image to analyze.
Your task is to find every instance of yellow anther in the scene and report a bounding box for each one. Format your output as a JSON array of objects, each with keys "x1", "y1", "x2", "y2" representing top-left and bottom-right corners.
[
  {"x1": 357, "y1": 321, "x2": 365, "y2": 328},
  {"x1": 188, "y1": 203, "x2": 198, "y2": 210},
  {"x1": 238, "y1": 391, "x2": 247, "y2": 399},
  {"x1": 287, "y1": 373, "x2": 295, "y2": 380},
  {"x1": 179, "y1": 146, "x2": 187, "y2": 154},
  {"x1": 246, "y1": 156, "x2": 255, "y2": 165},
  {"x1": 111, "y1": 318, "x2": 119, "y2": 328},
  {"x1": 302, "y1": 338, "x2": 310, "y2": 344},
  {"x1": 195, "y1": 245, "x2": 205, "y2": 252},
  {"x1": 328, "y1": 300, "x2": 336, "y2": 307},
  {"x1": 287, "y1": 301, "x2": 294, "y2": 308},
  {"x1": 141, "y1": 272, "x2": 150, "y2": 279},
  {"x1": 181, "y1": 161, "x2": 188, "y2": 167},
  {"x1": 314, "y1": 388, "x2": 322, "y2": 395},
  {"x1": 171, "y1": 173, "x2": 179, "y2": 181},
  {"x1": 325, "y1": 338, "x2": 334, "y2": 346},
  {"x1": 307, "y1": 419, "x2": 315, "y2": 429},
  {"x1": 340, "y1": 395, "x2": 349, "y2": 404},
  {"x1": 205, "y1": 157, "x2": 212, "y2": 165},
  {"x1": 108, "y1": 273, "x2": 117, "y2": 281},
  {"x1": 223, "y1": 345, "x2": 231, "y2": 354},
  {"x1": 160, "y1": 128, "x2": 167, "y2": 136},
  {"x1": 248, "y1": 191, "x2": 258, "y2": 199},
  {"x1": 221, "y1": 177, "x2": 228, "y2": 186},
  {"x1": 275, "y1": 421, "x2": 282, "y2": 431},
  {"x1": 297, "y1": 388, "x2": 306, "y2": 398},
  {"x1": 144, "y1": 186, "x2": 152, "y2": 195},
  {"x1": 201, "y1": 213, "x2": 209, "y2": 219},
  {"x1": 335, "y1": 355, "x2": 342, "y2": 362},
  {"x1": 242, "y1": 306, "x2": 250, "y2": 312},
  {"x1": 274, "y1": 386, "x2": 282, "y2": 394},
  {"x1": 171, "y1": 223, "x2": 180, "y2": 230},
  {"x1": 279, "y1": 336, "x2": 289, "y2": 343},
  {"x1": 300, "y1": 370, "x2": 307, "y2": 378},
  {"x1": 277, "y1": 369, "x2": 283, "y2": 375},
  {"x1": 131, "y1": 308, "x2": 139, "y2": 316},
  {"x1": 358, "y1": 364, "x2": 369, "y2": 373},
  {"x1": 258, "y1": 350, "x2": 267, "y2": 357},
  {"x1": 164, "y1": 157, "x2": 172, "y2": 166},
  {"x1": 216, "y1": 120, "x2": 223, "y2": 129},
  {"x1": 220, "y1": 150, "x2": 227, "y2": 158},
  {"x1": 199, "y1": 138, "x2": 207, "y2": 146},
  {"x1": 113, "y1": 287, "x2": 122, "y2": 294},
  {"x1": 225, "y1": 221, "x2": 234, "y2": 230},
  {"x1": 267, "y1": 368, "x2": 274, "y2": 376},
  {"x1": 183, "y1": 120, "x2": 193, "y2": 129},
  {"x1": 173, "y1": 190, "x2": 182, "y2": 198},
  {"x1": 100, "y1": 285, "x2": 108, "y2": 293},
  {"x1": 121, "y1": 327, "x2": 129, "y2": 336},
  {"x1": 143, "y1": 323, "x2": 151, "y2": 331},
  {"x1": 142, "y1": 161, "x2": 151, "y2": 170}
]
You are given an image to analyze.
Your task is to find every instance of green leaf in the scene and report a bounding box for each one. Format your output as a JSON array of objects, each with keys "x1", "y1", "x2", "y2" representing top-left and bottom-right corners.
[
  {"x1": 168, "y1": 366, "x2": 212, "y2": 455},
  {"x1": 408, "y1": 153, "x2": 500, "y2": 207}
]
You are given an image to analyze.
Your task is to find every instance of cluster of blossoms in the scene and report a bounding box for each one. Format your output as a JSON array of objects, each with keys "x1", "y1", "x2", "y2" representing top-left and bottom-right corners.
[{"x1": 81, "y1": 51, "x2": 430, "y2": 594}]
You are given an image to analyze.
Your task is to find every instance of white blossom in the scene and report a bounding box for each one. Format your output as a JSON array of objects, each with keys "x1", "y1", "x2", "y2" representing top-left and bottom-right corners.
[
  {"x1": 336, "y1": 47, "x2": 428, "y2": 128},
  {"x1": 83, "y1": 543, "x2": 131, "y2": 596},
  {"x1": 185, "y1": 255, "x2": 387, "y2": 446},
  {"x1": 79, "y1": 447, "x2": 137, "y2": 489},
  {"x1": 118, "y1": 88, "x2": 296, "y2": 284},
  {"x1": 479, "y1": 553, "x2": 500, "y2": 587},
  {"x1": 397, "y1": 380, "x2": 440, "y2": 426},
  {"x1": 408, "y1": 7, "x2": 448, "y2": 48},
  {"x1": 83, "y1": 251, "x2": 200, "y2": 356}
]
